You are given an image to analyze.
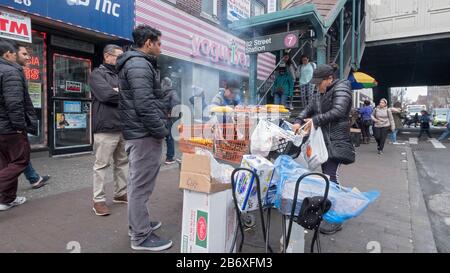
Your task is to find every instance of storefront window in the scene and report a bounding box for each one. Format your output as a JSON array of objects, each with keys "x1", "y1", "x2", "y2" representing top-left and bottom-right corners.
[{"x1": 26, "y1": 31, "x2": 47, "y2": 147}]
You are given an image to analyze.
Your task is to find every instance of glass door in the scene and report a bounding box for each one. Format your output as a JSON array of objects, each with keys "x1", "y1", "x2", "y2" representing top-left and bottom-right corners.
[{"x1": 50, "y1": 53, "x2": 92, "y2": 155}]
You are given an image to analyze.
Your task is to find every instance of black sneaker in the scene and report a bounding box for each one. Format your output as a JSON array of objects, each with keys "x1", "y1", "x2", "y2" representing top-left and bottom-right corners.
[
  {"x1": 165, "y1": 159, "x2": 176, "y2": 165},
  {"x1": 319, "y1": 221, "x2": 343, "y2": 235},
  {"x1": 131, "y1": 233, "x2": 172, "y2": 251},
  {"x1": 128, "y1": 221, "x2": 162, "y2": 237}
]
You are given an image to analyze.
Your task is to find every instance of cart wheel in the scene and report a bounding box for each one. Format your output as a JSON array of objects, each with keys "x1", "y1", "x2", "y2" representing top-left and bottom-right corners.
[{"x1": 243, "y1": 214, "x2": 256, "y2": 228}]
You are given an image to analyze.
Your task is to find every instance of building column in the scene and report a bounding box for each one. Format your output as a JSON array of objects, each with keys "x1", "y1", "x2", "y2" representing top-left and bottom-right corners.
[
  {"x1": 249, "y1": 54, "x2": 258, "y2": 104},
  {"x1": 314, "y1": 38, "x2": 327, "y2": 65},
  {"x1": 351, "y1": 0, "x2": 356, "y2": 68}
]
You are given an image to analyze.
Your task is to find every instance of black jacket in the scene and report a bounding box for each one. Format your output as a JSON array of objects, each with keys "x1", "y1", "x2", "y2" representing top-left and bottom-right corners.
[
  {"x1": 0, "y1": 57, "x2": 37, "y2": 135},
  {"x1": 88, "y1": 64, "x2": 121, "y2": 133},
  {"x1": 116, "y1": 49, "x2": 168, "y2": 140},
  {"x1": 163, "y1": 88, "x2": 180, "y2": 117},
  {"x1": 296, "y1": 79, "x2": 355, "y2": 164}
]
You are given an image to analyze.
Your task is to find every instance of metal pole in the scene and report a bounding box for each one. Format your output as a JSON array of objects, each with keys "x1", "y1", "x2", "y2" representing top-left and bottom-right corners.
[
  {"x1": 357, "y1": 0, "x2": 361, "y2": 69},
  {"x1": 340, "y1": 9, "x2": 344, "y2": 79},
  {"x1": 250, "y1": 30, "x2": 258, "y2": 105},
  {"x1": 351, "y1": 0, "x2": 356, "y2": 68}
]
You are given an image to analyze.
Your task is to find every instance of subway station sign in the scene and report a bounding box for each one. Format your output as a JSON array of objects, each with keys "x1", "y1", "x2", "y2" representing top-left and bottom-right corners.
[{"x1": 245, "y1": 30, "x2": 300, "y2": 54}]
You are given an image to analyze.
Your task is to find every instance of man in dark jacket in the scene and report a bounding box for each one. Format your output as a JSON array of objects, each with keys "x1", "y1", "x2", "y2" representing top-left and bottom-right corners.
[
  {"x1": 292, "y1": 64, "x2": 355, "y2": 235},
  {"x1": 88, "y1": 44, "x2": 127, "y2": 216},
  {"x1": 161, "y1": 77, "x2": 180, "y2": 164},
  {"x1": 116, "y1": 25, "x2": 171, "y2": 251},
  {"x1": 0, "y1": 39, "x2": 37, "y2": 211}
]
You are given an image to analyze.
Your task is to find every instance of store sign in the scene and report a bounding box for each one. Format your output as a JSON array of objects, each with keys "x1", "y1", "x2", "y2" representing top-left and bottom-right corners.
[
  {"x1": 2, "y1": 0, "x2": 134, "y2": 39},
  {"x1": 191, "y1": 35, "x2": 249, "y2": 69},
  {"x1": 267, "y1": 0, "x2": 277, "y2": 13},
  {"x1": 245, "y1": 31, "x2": 300, "y2": 54},
  {"x1": 65, "y1": 81, "x2": 83, "y2": 93},
  {"x1": 227, "y1": 0, "x2": 250, "y2": 22},
  {"x1": 0, "y1": 10, "x2": 31, "y2": 43}
]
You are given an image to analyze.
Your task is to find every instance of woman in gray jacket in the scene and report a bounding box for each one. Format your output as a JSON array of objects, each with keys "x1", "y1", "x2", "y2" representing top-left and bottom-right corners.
[{"x1": 371, "y1": 98, "x2": 395, "y2": 155}]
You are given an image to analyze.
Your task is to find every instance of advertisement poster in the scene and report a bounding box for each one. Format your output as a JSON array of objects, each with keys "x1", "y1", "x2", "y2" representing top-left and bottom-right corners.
[
  {"x1": 28, "y1": 82, "x2": 42, "y2": 108},
  {"x1": 56, "y1": 113, "x2": 86, "y2": 129},
  {"x1": 63, "y1": 101, "x2": 82, "y2": 113},
  {"x1": 0, "y1": 10, "x2": 32, "y2": 43},
  {"x1": 65, "y1": 81, "x2": 82, "y2": 93}
]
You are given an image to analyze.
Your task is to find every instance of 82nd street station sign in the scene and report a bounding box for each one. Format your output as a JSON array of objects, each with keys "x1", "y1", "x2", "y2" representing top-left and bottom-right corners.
[{"x1": 245, "y1": 30, "x2": 300, "y2": 54}]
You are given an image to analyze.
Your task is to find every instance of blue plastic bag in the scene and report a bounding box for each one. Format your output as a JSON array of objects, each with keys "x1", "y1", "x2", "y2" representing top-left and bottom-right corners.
[{"x1": 273, "y1": 156, "x2": 380, "y2": 224}]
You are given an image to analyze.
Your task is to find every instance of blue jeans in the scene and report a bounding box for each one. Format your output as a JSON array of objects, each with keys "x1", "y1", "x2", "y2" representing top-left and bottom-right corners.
[
  {"x1": 24, "y1": 162, "x2": 40, "y2": 184},
  {"x1": 274, "y1": 93, "x2": 288, "y2": 108},
  {"x1": 389, "y1": 129, "x2": 399, "y2": 143},
  {"x1": 438, "y1": 124, "x2": 450, "y2": 141}
]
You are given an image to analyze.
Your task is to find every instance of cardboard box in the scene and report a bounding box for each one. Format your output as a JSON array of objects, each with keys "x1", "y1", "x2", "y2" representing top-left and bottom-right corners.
[
  {"x1": 179, "y1": 153, "x2": 231, "y2": 193},
  {"x1": 180, "y1": 189, "x2": 237, "y2": 253}
]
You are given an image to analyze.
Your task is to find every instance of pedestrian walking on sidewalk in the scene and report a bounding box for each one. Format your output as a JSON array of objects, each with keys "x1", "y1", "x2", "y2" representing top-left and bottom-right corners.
[
  {"x1": 371, "y1": 98, "x2": 395, "y2": 155},
  {"x1": 0, "y1": 39, "x2": 37, "y2": 211},
  {"x1": 437, "y1": 109, "x2": 450, "y2": 142},
  {"x1": 14, "y1": 43, "x2": 51, "y2": 189},
  {"x1": 161, "y1": 77, "x2": 180, "y2": 165},
  {"x1": 359, "y1": 100, "x2": 373, "y2": 144},
  {"x1": 389, "y1": 102, "x2": 404, "y2": 144},
  {"x1": 292, "y1": 64, "x2": 355, "y2": 235},
  {"x1": 418, "y1": 110, "x2": 432, "y2": 140},
  {"x1": 117, "y1": 25, "x2": 172, "y2": 251},
  {"x1": 89, "y1": 44, "x2": 127, "y2": 216}
]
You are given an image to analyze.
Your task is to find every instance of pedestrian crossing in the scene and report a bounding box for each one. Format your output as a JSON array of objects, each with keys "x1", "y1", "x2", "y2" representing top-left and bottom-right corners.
[{"x1": 408, "y1": 138, "x2": 447, "y2": 149}]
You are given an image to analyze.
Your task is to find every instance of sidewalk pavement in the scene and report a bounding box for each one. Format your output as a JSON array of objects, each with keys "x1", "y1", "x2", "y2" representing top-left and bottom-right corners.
[{"x1": 0, "y1": 142, "x2": 437, "y2": 253}]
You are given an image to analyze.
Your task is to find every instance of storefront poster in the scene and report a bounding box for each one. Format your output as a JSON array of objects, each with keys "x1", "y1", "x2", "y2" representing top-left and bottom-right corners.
[
  {"x1": 56, "y1": 113, "x2": 86, "y2": 129},
  {"x1": 63, "y1": 101, "x2": 82, "y2": 113},
  {"x1": 65, "y1": 81, "x2": 82, "y2": 93},
  {"x1": 28, "y1": 82, "x2": 42, "y2": 108}
]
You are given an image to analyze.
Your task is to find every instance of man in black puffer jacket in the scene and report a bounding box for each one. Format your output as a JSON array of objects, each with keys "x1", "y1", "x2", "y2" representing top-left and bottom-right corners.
[
  {"x1": 293, "y1": 64, "x2": 355, "y2": 235},
  {"x1": 0, "y1": 39, "x2": 37, "y2": 211},
  {"x1": 116, "y1": 25, "x2": 171, "y2": 252}
]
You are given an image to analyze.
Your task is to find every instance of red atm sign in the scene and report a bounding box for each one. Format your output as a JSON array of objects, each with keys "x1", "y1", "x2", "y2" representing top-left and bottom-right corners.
[{"x1": 0, "y1": 10, "x2": 32, "y2": 43}]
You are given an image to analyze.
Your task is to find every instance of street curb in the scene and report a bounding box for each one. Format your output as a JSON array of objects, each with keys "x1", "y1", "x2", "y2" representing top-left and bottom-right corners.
[{"x1": 405, "y1": 146, "x2": 438, "y2": 253}]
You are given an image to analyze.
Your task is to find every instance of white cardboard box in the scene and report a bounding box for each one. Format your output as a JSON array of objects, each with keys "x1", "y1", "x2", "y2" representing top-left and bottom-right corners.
[{"x1": 180, "y1": 189, "x2": 237, "y2": 253}]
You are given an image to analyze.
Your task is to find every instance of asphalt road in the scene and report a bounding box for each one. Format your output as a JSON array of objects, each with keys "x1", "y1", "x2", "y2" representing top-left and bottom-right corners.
[{"x1": 400, "y1": 129, "x2": 450, "y2": 252}]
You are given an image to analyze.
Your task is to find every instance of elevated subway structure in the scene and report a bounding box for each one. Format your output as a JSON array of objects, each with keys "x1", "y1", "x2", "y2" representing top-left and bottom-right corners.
[{"x1": 229, "y1": 0, "x2": 365, "y2": 115}]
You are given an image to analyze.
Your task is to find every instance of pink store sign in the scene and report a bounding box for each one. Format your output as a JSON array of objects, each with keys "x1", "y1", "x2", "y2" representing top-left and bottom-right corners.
[{"x1": 136, "y1": 0, "x2": 275, "y2": 80}]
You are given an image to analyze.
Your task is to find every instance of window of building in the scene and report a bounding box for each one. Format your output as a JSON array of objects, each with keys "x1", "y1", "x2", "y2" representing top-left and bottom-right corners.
[
  {"x1": 202, "y1": 0, "x2": 218, "y2": 20},
  {"x1": 252, "y1": 1, "x2": 266, "y2": 17}
]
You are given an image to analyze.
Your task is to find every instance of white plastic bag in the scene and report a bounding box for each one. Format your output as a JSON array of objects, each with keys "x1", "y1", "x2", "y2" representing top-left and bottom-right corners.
[
  {"x1": 300, "y1": 126, "x2": 328, "y2": 170},
  {"x1": 250, "y1": 120, "x2": 274, "y2": 157}
]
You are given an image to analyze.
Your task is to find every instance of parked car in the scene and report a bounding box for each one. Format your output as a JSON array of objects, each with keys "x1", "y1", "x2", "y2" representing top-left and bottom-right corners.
[{"x1": 432, "y1": 108, "x2": 449, "y2": 126}]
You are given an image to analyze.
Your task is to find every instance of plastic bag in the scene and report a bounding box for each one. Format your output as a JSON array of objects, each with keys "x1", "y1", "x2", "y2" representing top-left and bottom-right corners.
[
  {"x1": 273, "y1": 155, "x2": 380, "y2": 224},
  {"x1": 251, "y1": 120, "x2": 302, "y2": 157},
  {"x1": 195, "y1": 148, "x2": 234, "y2": 184},
  {"x1": 250, "y1": 120, "x2": 274, "y2": 157},
  {"x1": 300, "y1": 126, "x2": 328, "y2": 170}
]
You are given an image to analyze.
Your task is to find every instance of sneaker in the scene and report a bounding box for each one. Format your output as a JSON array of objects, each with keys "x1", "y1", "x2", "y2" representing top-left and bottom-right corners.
[
  {"x1": 175, "y1": 158, "x2": 182, "y2": 164},
  {"x1": 128, "y1": 221, "x2": 162, "y2": 237},
  {"x1": 31, "y1": 175, "x2": 50, "y2": 189},
  {"x1": 319, "y1": 221, "x2": 343, "y2": 235},
  {"x1": 0, "y1": 196, "x2": 27, "y2": 211},
  {"x1": 165, "y1": 159, "x2": 176, "y2": 165},
  {"x1": 113, "y1": 194, "x2": 128, "y2": 204},
  {"x1": 93, "y1": 202, "x2": 110, "y2": 216},
  {"x1": 131, "y1": 233, "x2": 172, "y2": 251}
]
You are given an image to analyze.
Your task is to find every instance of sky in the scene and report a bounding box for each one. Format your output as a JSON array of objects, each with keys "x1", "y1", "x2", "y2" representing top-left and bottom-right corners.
[{"x1": 392, "y1": 86, "x2": 428, "y2": 102}]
